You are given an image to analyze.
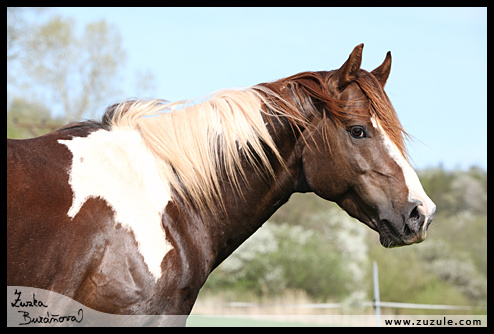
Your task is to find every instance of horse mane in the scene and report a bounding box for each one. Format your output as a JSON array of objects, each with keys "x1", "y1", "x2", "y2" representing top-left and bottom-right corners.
[
  {"x1": 102, "y1": 87, "x2": 302, "y2": 214},
  {"x1": 102, "y1": 70, "x2": 407, "y2": 214}
]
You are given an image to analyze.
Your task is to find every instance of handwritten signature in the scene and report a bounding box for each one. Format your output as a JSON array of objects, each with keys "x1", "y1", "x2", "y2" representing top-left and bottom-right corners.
[
  {"x1": 10, "y1": 289, "x2": 84, "y2": 325},
  {"x1": 11, "y1": 289, "x2": 47, "y2": 308}
]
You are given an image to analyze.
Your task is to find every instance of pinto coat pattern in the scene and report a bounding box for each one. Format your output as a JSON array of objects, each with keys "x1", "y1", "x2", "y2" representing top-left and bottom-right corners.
[{"x1": 7, "y1": 44, "x2": 435, "y2": 325}]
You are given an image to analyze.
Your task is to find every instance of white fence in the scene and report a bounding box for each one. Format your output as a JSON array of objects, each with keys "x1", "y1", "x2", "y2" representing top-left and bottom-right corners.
[
  {"x1": 207, "y1": 300, "x2": 475, "y2": 311},
  {"x1": 194, "y1": 262, "x2": 483, "y2": 326}
]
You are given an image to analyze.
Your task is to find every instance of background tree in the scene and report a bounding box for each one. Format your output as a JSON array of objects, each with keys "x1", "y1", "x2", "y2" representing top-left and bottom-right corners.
[
  {"x1": 7, "y1": 8, "x2": 144, "y2": 138},
  {"x1": 19, "y1": 16, "x2": 126, "y2": 121},
  {"x1": 6, "y1": 97, "x2": 62, "y2": 138}
]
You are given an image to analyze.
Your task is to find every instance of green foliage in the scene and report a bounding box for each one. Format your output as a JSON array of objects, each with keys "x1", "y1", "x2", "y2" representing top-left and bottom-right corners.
[
  {"x1": 7, "y1": 98, "x2": 65, "y2": 138},
  {"x1": 418, "y1": 166, "x2": 487, "y2": 215},
  {"x1": 369, "y1": 242, "x2": 472, "y2": 313},
  {"x1": 204, "y1": 208, "x2": 369, "y2": 301}
]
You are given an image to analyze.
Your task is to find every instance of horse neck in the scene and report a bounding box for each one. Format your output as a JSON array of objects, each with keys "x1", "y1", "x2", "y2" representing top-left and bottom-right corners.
[{"x1": 205, "y1": 102, "x2": 309, "y2": 269}]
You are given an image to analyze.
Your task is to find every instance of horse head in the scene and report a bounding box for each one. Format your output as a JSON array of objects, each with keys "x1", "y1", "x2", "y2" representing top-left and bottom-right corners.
[{"x1": 299, "y1": 44, "x2": 436, "y2": 247}]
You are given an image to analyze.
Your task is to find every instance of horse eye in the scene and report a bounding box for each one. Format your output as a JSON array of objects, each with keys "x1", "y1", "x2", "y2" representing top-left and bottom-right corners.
[{"x1": 348, "y1": 126, "x2": 367, "y2": 139}]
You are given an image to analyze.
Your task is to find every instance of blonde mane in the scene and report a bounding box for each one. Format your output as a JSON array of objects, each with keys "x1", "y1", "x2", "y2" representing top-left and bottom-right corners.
[
  {"x1": 104, "y1": 86, "x2": 306, "y2": 214},
  {"x1": 103, "y1": 71, "x2": 407, "y2": 215}
]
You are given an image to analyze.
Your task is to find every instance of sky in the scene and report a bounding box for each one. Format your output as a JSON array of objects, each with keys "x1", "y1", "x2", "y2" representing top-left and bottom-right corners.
[{"x1": 38, "y1": 8, "x2": 489, "y2": 170}]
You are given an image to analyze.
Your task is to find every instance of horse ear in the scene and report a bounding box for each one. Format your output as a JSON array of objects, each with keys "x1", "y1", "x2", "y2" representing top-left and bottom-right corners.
[
  {"x1": 335, "y1": 43, "x2": 364, "y2": 91},
  {"x1": 371, "y1": 51, "x2": 392, "y2": 87}
]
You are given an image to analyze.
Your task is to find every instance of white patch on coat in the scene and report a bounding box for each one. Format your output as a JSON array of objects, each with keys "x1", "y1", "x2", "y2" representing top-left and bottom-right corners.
[
  {"x1": 370, "y1": 117, "x2": 436, "y2": 221},
  {"x1": 58, "y1": 127, "x2": 173, "y2": 281}
]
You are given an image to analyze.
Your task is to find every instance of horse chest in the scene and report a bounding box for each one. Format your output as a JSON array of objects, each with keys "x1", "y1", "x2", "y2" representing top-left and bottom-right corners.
[{"x1": 58, "y1": 128, "x2": 174, "y2": 281}]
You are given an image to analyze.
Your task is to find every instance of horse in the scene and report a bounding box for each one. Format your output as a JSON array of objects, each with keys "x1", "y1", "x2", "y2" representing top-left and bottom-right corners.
[{"x1": 7, "y1": 44, "x2": 436, "y2": 325}]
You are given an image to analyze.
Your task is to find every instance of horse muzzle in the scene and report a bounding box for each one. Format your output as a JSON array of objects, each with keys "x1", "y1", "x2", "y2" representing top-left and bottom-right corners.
[{"x1": 378, "y1": 201, "x2": 436, "y2": 248}]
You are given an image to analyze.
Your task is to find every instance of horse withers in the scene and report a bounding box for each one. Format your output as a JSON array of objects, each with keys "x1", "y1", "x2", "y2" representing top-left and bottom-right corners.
[{"x1": 7, "y1": 44, "x2": 435, "y2": 324}]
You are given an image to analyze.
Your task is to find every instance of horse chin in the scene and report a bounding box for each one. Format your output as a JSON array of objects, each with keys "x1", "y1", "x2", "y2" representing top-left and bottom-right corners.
[
  {"x1": 379, "y1": 235, "x2": 406, "y2": 248},
  {"x1": 378, "y1": 220, "x2": 427, "y2": 248}
]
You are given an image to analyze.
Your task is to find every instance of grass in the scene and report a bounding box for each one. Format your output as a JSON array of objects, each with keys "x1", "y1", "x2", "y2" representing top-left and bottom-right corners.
[{"x1": 186, "y1": 315, "x2": 326, "y2": 327}]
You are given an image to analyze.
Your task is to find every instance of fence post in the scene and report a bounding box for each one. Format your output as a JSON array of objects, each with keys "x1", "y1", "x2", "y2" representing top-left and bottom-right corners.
[{"x1": 372, "y1": 261, "x2": 381, "y2": 327}]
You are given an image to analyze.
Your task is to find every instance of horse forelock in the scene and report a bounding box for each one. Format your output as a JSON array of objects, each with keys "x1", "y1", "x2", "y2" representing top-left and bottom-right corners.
[{"x1": 355, "y1": 73, "x2": 409, "y2": 161}]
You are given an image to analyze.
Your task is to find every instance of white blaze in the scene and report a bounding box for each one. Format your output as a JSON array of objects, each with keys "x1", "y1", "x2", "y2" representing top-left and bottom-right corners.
[
  {"x1": 371, "y1": 117, "x2": 436, "y2": 220},
  {"x1": 58, "y1": 128, "x2": 173, "y2": 281}
]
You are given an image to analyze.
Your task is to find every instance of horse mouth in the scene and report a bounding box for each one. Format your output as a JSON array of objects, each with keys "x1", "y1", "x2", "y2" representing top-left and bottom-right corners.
[{"x1": 377, "y1": 219, "x2": 427, "y2": 248}]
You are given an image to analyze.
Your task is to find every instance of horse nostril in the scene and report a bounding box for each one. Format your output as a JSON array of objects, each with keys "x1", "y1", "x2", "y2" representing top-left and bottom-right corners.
[
  {"x1": 406, "y1": 204, "x2": 426, "y2": 234},
  {"x1": 409, "y1": 206, "x2": 421, "y2": 221}
]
